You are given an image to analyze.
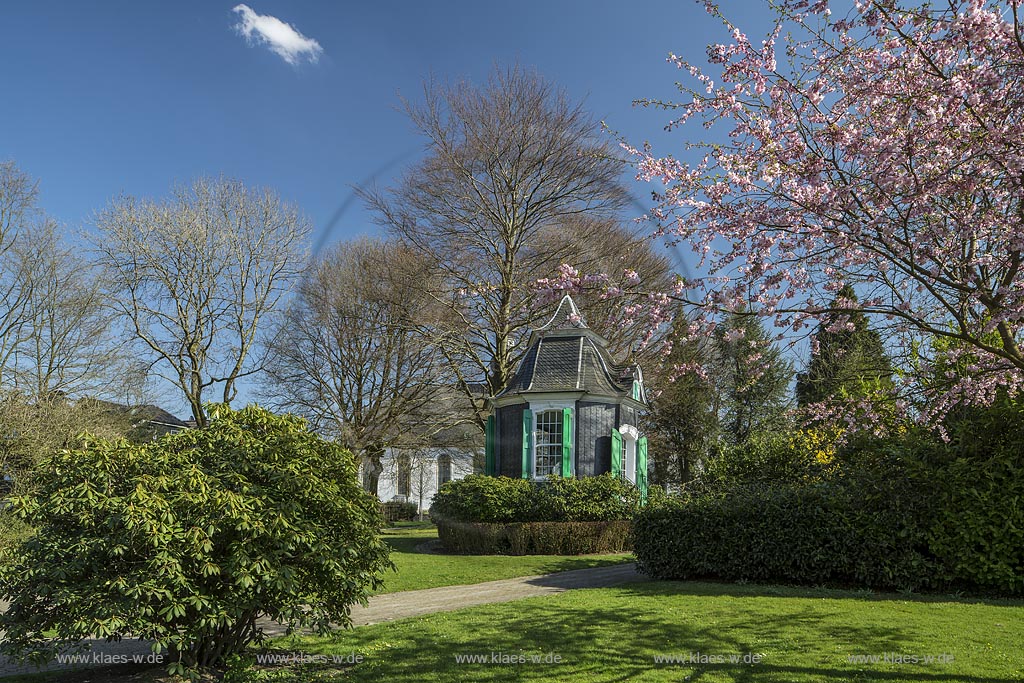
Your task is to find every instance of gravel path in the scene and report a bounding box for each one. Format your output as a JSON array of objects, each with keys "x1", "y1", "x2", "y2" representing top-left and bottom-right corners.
[
  {"x1": 262, "y1": 561, "x2": 646, "y2": 636},
  {"x1": 0, "y1": 562, "x2": 646, "y2": 678}
]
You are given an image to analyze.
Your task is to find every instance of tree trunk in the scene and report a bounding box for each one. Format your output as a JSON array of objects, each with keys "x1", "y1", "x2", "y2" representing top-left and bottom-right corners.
[{"x1": 362, "y1": 446, "x2": 384, "y2": 496}]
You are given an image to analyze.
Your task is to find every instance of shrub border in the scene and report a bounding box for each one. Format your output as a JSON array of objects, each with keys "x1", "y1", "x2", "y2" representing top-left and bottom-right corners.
[{"x1": 433, "y1": 513, "x2": 632, "y2": 555}]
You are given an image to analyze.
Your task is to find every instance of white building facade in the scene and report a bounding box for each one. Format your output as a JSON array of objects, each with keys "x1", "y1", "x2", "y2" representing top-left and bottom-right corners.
[{"x1": 369, "y1": 446, "x2": 477, "y2": 513}]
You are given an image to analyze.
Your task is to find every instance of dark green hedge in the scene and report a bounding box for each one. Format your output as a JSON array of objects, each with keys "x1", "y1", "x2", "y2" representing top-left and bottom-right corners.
[
  {"x1": 633, "y1": 479, "x2": 940, "y2": 591},
  {"x1": 431, "y1": 474, "x2": 641, "y2": 524},
  {"x1": 434, "y1": 515, "x2": 631, "y2": 555},
  {"x1": 381, "y1": 500, "x2": 418, "y2": 523},
  {"x1": 635, "y1": 441, "x2": 1024, "y2": 595},
  {"x1": 922, "y1": 454, "x2": 1024, "y2": 594}
]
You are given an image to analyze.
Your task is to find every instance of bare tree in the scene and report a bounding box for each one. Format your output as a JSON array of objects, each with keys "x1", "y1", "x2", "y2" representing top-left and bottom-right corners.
[
  {"x1": 260, "y1": 238, "x2": 456, "y2": 495},
  {"x1": 12, "y1": 219, "x2": 121, "y2": 397},
  {"x1": 0, "y1": 162, "x2": 41, "y2": 385},
  {"x1": 402, "y1": 446, "x2": 475, "y2": 518},
  {"x1": 364, "y1": 64, "x2": 641, "y2": 428},
  {"x1": 92, "y1": 177, "x2": 310, "y2": 426},
  {"x1": 0, "y1": 163, "x2": 137, "y2": 497},
  {"x1": 0, "y1": 162, "x2": 121, "y2": 398}
]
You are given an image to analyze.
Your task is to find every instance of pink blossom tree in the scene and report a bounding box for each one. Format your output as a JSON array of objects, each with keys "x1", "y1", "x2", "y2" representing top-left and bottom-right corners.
[{"x1": 621, "y1": 0, "x2": 1024, "y2": 427}]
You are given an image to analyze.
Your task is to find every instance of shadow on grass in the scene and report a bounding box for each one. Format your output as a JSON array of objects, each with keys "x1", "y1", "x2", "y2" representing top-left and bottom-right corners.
[
  {"x1": 598, "y1": 578, "x2": 1024, "y2": 608},
  {"x1": 380, "y1": 534, "x2": 436, "y2": 553},
  {"x1": 264, "y1": 582, "x2": 1023, "y2": 683},
  {"x1": 0, "y1": 639, "x2": 159, "y2": 682},
  {"x1": 0, "y1": 662, "x2": 172, "y2": 683}
]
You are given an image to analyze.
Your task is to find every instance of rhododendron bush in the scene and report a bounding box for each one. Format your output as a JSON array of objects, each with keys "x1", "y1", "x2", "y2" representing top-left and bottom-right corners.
[{"x1": 617, "y1": 0, "x2": 1024, "y2": 427}]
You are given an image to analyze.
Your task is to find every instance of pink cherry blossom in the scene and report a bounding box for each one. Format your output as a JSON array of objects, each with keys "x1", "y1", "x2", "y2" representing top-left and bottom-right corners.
[{"x1": 620, "y1": 0, "x2": 1024, "y2": 433}]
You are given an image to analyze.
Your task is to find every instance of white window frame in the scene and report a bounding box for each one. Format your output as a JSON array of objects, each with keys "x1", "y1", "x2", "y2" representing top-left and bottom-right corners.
[
  {"x1": 619, "y1": 423, "x2": 639, "y2": 484},
  {"x1": 534, "y1": 409, "x2": 564, "y2": 478},
  {"x1": 529, "y1": 399, "x2": 575, "y2": 479},
  {"x1": 436, "y1": 453, "x2": 453, "y2": 488}
]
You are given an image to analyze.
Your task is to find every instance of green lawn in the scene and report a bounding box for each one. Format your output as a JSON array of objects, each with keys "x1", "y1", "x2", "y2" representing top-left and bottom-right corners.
[
  {"x1": 245, "y1": 581, "x2": 1024, "y2": 683},
  {"x1": 374, "y1": 523, "x2": 633, "y2": 594},
  {"x1": 0, "y1": 524, "x2": 633, "y2": 682}
]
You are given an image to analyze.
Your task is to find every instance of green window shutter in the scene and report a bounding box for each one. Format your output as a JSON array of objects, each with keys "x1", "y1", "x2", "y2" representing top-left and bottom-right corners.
[
  {"x1": 561, "y1": 407, "x2": 573, "y2": 478},
  {"x1": 632, "y1": 382, "x2": 639, "y2": 400},
  {"x1": 637, "y1": 436, "x2": 649, "y2": 504},
  {"x1": 521, "y1": 409, "x2": 532, "y2": 479},
  {"x1": 485, "y1": 415, "x2": 496, "y2": 475},
  {"x1": 611, "y1": 428, "x2": 622, "y2": 478}
]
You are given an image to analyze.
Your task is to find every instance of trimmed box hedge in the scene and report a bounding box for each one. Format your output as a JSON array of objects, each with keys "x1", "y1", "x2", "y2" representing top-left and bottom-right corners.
[
  {"x1": 431, "y1": 474, "x2": 641, "y2": 523},
  {"x1": 430, "y1": 474, "x2": 640, "y2": 554},
  {"x1": 434, "y1": 514, "x2": 632, "y2": 555}
]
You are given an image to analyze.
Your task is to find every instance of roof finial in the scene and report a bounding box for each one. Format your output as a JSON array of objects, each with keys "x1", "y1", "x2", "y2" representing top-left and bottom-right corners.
[{"x1": 539, "y1": 294, "x2": 587, "y2": 330}]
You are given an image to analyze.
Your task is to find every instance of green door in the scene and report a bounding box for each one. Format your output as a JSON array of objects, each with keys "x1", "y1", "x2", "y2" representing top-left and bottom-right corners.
[
  {"x1": 611, "y1": 428, "x2": 622, "y2": 478},
  {"x1": 521, "y1": 409, "x2": 532, "y2": 479},
  {"x1": 485, "y1": 415, "x2": 495, "y2": 475},
  {"x1": 561, "y1": 407, "x2": 573, "y2": 478},
  {"x1": 637, "y1": 436, "x2": 648, "y2": 503}
]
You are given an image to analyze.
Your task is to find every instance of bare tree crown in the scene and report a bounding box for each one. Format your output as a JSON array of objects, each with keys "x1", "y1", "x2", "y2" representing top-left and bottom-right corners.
[{"x1": 92, "y1": 177, "x2": 310, "y2": 426}]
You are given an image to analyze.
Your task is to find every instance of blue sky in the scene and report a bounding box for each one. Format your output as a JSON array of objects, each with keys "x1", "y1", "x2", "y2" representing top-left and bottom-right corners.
[
  {"x1": 1, "y1": 0, "x2": 780, "y2": 413},
  {"x1": 1, "y1": 0, "x2": 777, "y2": 250}
]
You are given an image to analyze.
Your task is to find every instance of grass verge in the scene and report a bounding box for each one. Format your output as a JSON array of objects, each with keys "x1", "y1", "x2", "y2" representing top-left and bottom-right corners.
[
  {"x1": 242, "y1": 580, "x2": 1024, "y2": 682},
  {"x1": 375, "y1": 523, "x2": 632, "y2": 593}
]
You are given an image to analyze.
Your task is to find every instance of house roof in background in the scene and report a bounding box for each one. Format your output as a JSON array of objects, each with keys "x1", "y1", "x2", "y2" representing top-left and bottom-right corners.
[{"x1": 83, "y1": 398, "x2": 190, "y2": 430}]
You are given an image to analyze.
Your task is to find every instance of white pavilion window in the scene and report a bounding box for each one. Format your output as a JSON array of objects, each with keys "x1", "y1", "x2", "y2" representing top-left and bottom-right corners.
[{"x1": 534, "y1": 410, "x2": 563, "y2": 478}]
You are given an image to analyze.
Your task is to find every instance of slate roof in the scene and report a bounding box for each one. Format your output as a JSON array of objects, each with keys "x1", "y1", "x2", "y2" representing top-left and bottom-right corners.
[
  {"x1": 79, "y1": 398, "x2": 191, "y2": 441},
  {"x1": 83, "y1": 398, "x2": 190, "y2": 429},
  {"x1": 126, "y1": 405, "x2": 191, "y2": 430},
  {"x1": 495, "y1": 295, "x2": 643, "y2": 400}
]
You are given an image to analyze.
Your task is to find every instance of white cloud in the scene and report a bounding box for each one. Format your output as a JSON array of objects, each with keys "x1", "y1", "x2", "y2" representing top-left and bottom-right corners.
[{"x1": 232, "y1": 4, "x2": 323, "y2": 66}]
